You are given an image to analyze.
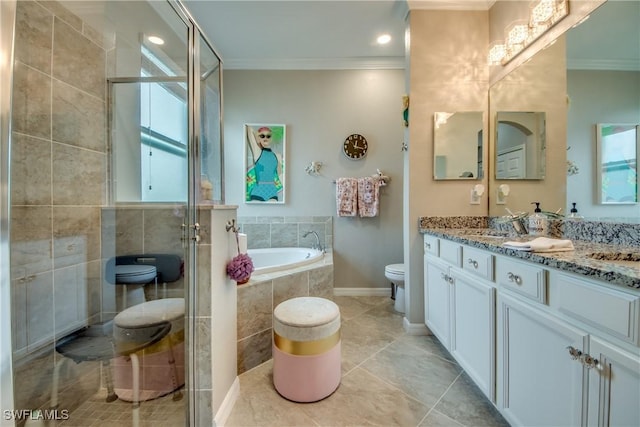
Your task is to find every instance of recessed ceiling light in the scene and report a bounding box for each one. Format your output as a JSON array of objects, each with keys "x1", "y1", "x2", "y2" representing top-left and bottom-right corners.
[
  {"x1": 147, "y1": 35, "x2": 165, "y2": 45},
  {"x1": 376, "y1": 34, "x2": 392, "y2": 45}
]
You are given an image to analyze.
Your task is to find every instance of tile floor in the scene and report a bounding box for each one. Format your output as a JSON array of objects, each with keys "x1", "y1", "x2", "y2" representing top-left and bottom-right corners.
[
  {"x1": 57, "y1": 296, "x2": 508, "y2": 426},
  {"x1": 58, "y1": 388, "x2": 185, "y2": 427},
  {"x1": 226, "y1": 296, "x2": 509, "y2": 427}
]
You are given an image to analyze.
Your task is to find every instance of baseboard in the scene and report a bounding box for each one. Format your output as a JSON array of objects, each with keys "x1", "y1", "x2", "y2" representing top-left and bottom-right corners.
[
  {"x1": 403, "y1": 317, "x2": 431, "y2": 335},
  {"x1": 333, "y1": 287, "x2": 392, "y2": 297},
  {"x1": 214, "y1": 376, "x2": 240, "y2": 427}
]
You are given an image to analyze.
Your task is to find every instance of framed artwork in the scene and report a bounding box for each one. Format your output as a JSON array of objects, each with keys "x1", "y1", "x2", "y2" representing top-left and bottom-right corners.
[
  {"x1": 596, "y1": 123, "x2": 639, "y2": 204},
  {"x1": 244, "y1": 123, "x2": 286, "y2": 204}
]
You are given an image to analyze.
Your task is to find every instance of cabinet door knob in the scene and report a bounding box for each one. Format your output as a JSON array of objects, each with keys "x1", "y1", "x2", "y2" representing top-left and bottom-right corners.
[
  {"x1": 426, "y1": 243, "x2": 431, "y2": 249},
  {"x1": 581, "y1": 354, "x2": 601, "y2": 370},
  {"x1": 566, "y1": 346, "x2": 582, "y2": 360},
  {"x1": 507, "y1": 272, "x2": 522, "y2": 285},
  {"x1": 467, "y1": 258, "x2": 478, "y2": 269}
]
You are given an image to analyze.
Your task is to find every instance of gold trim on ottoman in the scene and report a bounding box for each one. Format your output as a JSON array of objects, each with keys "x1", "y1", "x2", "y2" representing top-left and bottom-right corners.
[{"x1": 274, "y1": 329, "x2": 340, "y2": 356}]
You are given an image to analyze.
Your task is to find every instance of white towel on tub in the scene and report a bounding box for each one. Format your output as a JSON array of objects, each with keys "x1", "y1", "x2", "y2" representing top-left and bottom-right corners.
[
  {"x1": 357, "y1": 177, "x2": 380, "y2": 217},
  {"x1": 336, "y1": 178, "x2": 358, "y2": 217}
]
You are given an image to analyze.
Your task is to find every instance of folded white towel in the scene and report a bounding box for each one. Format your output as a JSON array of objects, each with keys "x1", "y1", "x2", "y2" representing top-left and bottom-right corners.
[{"x1": 503, "y1": 237, "x2": 575, "y2": 252}]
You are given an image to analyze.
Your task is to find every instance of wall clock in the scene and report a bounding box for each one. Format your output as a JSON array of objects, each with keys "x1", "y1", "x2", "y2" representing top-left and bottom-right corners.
[{"x1": 343, "y1": 134, "x2": 368, "y2": 160}]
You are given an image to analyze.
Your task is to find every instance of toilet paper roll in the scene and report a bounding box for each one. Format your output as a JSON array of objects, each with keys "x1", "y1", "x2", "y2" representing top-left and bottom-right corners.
[{"x1": 237, "y1": 233, "x2": 247, "y2": 255}]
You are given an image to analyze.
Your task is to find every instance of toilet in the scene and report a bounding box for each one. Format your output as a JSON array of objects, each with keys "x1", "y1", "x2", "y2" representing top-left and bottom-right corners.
[{"x1": 385, "y1": 264, "x2": 405, "y2": 313}]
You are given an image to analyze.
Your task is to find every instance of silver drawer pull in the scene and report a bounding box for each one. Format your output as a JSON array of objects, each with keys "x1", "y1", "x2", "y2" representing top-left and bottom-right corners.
[
  {"x1": 566, "y1": 346, "x2": 582, "y2": 360},
  {"x1": 581, "y1": 354, "x2": 601, "y2": 370},
  {"x1": 467, "y1": 258, "x2": 478, "y2": 269},
  {"x1": 440, "y1": 273, "x2": 454, "y2": 285},
  {"x1": 507, "y1": 272, "x2": 522, "y2": 285}
]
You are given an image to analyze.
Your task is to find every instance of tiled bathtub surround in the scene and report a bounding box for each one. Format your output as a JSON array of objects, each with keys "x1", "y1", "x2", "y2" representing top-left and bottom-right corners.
[
  {"x1": 237, "y1": 216, "x2": 333, "y2": 251},
  {"x1": 237, "y1": 254, "x2": 334, "y2": 374}
]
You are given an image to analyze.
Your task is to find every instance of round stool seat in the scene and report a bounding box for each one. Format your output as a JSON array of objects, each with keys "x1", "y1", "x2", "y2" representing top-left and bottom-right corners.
[
  {"x1": 384, "y1": 264, "x2": 405, "y2": 282},
  {"x1": 115, "y1": 265, "x2": 156, "y2": 284},
  {"x1": 114, "y1": 298, "x2": 184, "y2": 329},
  {"x1": 273, "y1": 297, "x2": 341, "y2": 402}
]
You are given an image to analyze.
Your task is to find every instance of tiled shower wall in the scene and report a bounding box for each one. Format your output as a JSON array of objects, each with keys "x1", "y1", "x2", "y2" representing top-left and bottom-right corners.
[
  {"x1": 237, "y1": 216, "x2": 333, "y2": 251},
  {"x1": 10, "y1": 0, "x2": 109, "y2": 413}
]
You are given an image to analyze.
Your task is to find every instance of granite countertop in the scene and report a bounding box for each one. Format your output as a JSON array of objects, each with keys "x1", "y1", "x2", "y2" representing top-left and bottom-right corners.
[{"x1": 420, "y1": 227, "x2": 640, "y2": 290}]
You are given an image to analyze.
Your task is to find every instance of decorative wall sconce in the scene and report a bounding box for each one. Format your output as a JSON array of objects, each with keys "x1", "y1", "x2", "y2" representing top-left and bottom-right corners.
[{"x1": 488, "y1": 0, "x2": 569, "y2": 66}]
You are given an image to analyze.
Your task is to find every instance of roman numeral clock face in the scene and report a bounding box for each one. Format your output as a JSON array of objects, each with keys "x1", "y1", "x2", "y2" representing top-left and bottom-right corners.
[{"x1": 343, "y1": 134, "x2": 368, "y2": 160}]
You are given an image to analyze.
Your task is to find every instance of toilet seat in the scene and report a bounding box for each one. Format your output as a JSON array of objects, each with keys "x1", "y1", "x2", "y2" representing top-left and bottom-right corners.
[
  {"x1": 384, "y1": 264, "x2": 404, "y2": 282},
  {"x1": 115, "y1": 265, "x2": 157, "y2": 284}
]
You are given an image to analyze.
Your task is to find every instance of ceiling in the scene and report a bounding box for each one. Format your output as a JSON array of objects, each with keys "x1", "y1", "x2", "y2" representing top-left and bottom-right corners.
[{"x1": 181, "y1": 0, "x2": 495, "y2": 69}]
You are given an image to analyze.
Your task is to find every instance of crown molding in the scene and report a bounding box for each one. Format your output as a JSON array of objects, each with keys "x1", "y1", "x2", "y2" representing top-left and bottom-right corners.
[
  {"x1": 407, "y1": 0, "x2": 495, "y2": 11},
  {"x1": 567, "y1": 59, "x2": 640, "y2": 71},
  {"x1": 222, "y1": 56, "x2": 406, "y2": 71}
]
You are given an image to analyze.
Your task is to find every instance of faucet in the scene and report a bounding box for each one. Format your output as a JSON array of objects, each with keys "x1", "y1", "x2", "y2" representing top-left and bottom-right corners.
[{"x1": 302, "y1": 231, "x2": 324, "y2": 252}]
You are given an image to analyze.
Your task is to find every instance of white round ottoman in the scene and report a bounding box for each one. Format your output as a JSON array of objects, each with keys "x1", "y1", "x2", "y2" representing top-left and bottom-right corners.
[{"x1": 272, "y1": 297, "x2": 341, "y2": 402}]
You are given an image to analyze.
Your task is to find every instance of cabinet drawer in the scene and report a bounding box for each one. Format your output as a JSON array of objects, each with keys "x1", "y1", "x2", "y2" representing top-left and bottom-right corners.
[
  {"x1": 424, "y1": 235, "x2": 439, "y2": 256},
  {"x1": 551, "y1": 273, "x2": 640, "y2": 345},
  {"x1": 462, "y1": 246, "x2": 494, "y2": 281},
  {"x1": 496, "y1": 256, "x2": 547, "y2": 304},
  {"x1": 439, "y1": 239, "x2": 462, "y2": 267}
]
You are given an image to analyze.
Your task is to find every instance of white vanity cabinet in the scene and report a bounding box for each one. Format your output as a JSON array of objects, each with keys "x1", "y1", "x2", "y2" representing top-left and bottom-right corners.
[
  {"x1": 496, "y1": 258, "x2": 640, "y2": 427},
  {"x1": 423, "y1": 233, "x2": 640, "y2": 427},
  {"x1": 497, "y1": 292, "x2": 587, "y2": 426},
  {"x1": 423, "y1": 236, "x2": 496, "y2": 401}
]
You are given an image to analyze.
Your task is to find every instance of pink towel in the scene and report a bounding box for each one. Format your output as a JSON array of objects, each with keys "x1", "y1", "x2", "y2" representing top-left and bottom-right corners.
[
  {"x1": 357, "y1": 177, "x2": 380, "y2": 217},
  {"x1": 336, "y1": 178, "x2": 358, "y2": 217}
]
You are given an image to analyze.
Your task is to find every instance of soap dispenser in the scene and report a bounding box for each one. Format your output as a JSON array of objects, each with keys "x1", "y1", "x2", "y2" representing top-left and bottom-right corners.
[
  {"x1": 529, "y1": 202, "x2": 548, "y2": 236},
  {"x1": 567, "y1": 202, "x2": 584, "y2": 220}
]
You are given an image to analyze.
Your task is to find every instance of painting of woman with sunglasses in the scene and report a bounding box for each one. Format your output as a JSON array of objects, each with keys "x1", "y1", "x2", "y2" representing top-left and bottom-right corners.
[{"x1": 245, "y1": 124, "x2": 286, "y2": 203}]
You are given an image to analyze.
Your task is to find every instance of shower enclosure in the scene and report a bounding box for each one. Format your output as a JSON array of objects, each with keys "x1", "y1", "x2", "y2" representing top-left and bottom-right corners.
[{"x1": 0, "y1": 0, "x2": 223, "y2": 425}]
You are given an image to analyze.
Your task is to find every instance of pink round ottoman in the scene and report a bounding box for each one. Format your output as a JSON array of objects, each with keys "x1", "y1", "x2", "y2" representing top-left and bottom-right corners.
[{"x1": 273, "y1": 297, "x2": 341, "y2": 402}]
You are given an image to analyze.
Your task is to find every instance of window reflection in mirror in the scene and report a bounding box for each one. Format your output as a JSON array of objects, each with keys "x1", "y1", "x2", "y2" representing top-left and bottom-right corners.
[
  {"x1": 495, "y1": 111, "x2": 546, "y2": 180},
  {"x1": 433, "y1": 112, "x2": 483, "y2": 180},
  {"x1": 596, "y1": 123, "x2": 639, "y2": 205}
]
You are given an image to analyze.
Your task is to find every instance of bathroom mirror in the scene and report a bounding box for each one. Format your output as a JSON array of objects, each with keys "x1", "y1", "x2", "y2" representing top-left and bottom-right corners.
[
  {"x1": 433, "y1": 111, "x2": 484, "y2": 180},
  {"x1": 495, "y1": 111, "x2": 546, "y2": 179},
  {"x1": 489, "y1": 0, "x2": 640, "y2": 220},
  {"x1": 596, "y1": 123, "x2": 639, "y2": 204}
]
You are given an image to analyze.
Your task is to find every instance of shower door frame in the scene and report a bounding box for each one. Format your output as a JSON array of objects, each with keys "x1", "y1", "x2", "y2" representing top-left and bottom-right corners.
[
  {"x1": 0, "y1": 0, "x2": 17, "y2": 422},
  {"x1": 0, "y1": 0, "x2": 223, "y2": 424}
]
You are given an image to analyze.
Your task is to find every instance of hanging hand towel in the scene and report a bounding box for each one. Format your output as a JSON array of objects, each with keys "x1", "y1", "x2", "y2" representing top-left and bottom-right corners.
[
  {"x1": 357, "y1": 177, "x2": 381, "y2": 217},
  {"x1": 336, "y1": 177, "x2": 358, "y2": 217},
  {"x1": 503, "y1": 237, "x2": 575, "y2": 252}
]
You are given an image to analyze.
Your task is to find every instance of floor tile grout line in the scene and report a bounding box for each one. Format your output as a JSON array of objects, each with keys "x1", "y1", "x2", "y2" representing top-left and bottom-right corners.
[{"x1": 417, "y1": 371, "x2": 465, "y2": 426}]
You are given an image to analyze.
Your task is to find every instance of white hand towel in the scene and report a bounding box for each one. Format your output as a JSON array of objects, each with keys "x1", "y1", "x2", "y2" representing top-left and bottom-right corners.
[
  {"x1": 503, "y1": 237, "x2": 575, "y2": 252},
  {"x1": 336, "y1": 178, "x2": 358, "y2": 217},
  {"x1": 357, "y1": 177, "x2": 380, "y2": 217}
]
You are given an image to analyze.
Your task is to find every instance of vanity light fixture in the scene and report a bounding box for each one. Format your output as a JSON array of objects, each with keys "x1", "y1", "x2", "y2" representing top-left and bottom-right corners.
[
  {"x1": 147, "y1": 35, "x2": 165, "y2": 45},
  {"x1": 376, "y1": 34, "x2": 392, "y2": 45},
  {"x1": 488, "y1": 42, "x2": 507, "y2": 65},
  {"x1": 491, "y1": 0, "x2": 570, "y2": 66}
]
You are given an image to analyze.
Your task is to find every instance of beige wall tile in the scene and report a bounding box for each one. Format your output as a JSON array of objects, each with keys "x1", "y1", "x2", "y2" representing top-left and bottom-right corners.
[
  {"x1": 237, "y1": 281, "x2": 272, "y2": 339},
  {"x1": 142, "y1": 208, "x2": 185, "y2": 255},
  {"x1": 273, "y1": 271, "x2": 308, "y2": 308},
  {"x1": 52, "y1": 142, "x2": 105, "y2": 206},
  {"x1": 52, "y1": 206, "x2": 101, "y2": 265},
  {"x1": 52, "y1": 79, "x2": 106, "y2": 152},
  {"x1": 52, "y1": 17, "x2": 105, "y2": 99},
  {"x1": 11, "y1": 62, "x2": 51, "y2": 139},
  {"x1": 15, "y1": 1, "x2": 53, "y2": 74},
  {"x1": 10, "y1": 132, "x2": 52, "y2": 206},
  {"x1": 114, "y1": 208, "x2": 144, "y2": 255}
]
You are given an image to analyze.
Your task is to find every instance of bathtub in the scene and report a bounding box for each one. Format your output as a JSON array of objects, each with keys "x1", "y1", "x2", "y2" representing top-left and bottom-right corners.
[{"x1": 247, "y1": 247, "x2": 324, "y2": 274}]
